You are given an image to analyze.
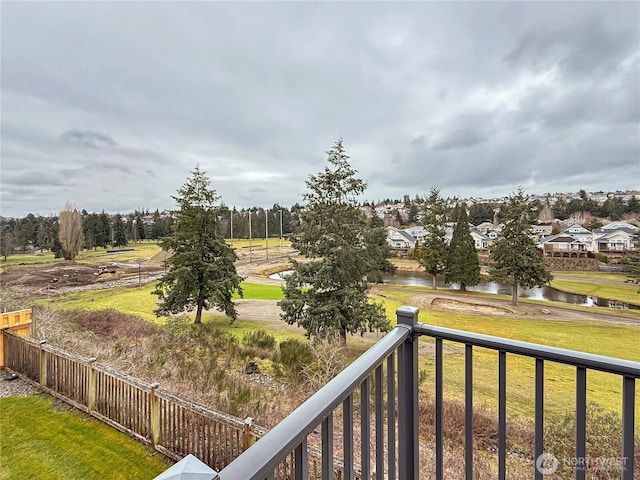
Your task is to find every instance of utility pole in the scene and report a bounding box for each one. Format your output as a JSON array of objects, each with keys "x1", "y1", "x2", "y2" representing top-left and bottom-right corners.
[
  {"x1": 265, "y1": 210, "x2": 269, "y2": 260},
  {"x1": 230, "y1": 209, "x2": 233, "y2": 245},
  {"x1": 279, "y1": 209, "x2": 283, "y2": 252},
  {"x1": 249, "y1": 210, "x2": 253, "y2": 263}
]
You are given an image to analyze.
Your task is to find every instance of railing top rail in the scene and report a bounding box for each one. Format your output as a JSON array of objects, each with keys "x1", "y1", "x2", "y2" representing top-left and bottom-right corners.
[
  {"x1": 217, "y1": 324, "x2": 412, "y2": 480},
  {"x1": 416, "y1": 323, "x2": 640, "y2": 378}
]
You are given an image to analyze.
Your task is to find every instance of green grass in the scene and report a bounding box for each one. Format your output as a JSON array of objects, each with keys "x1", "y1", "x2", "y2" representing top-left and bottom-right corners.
[
  {"x1": 0, "y1": 252, "x2": 63, "y2": 271},
  {"x1": 37, "y1": 282, "x2": 284, "y2": 324},
  {"x1": 79, "y1": 243, "x2": 163, "y2": 263},
  {"x1": 551, "y1": 279, "x2": 640, "y2": 305},
  {"x1": 0, "y1": 395, "x2": 170, "y2": 480},
  {"x1": 554, "y1": 271, "x2": 630, "y2": 282}
]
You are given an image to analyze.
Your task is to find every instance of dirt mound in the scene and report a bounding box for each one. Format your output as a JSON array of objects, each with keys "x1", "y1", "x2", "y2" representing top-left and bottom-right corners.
[{"x1": 430, "y1": 297, "x2": 514, "y2": 315}]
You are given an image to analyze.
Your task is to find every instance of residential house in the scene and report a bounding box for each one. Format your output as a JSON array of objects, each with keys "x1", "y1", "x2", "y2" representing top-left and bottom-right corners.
[
  {"x1": 385, "y1": 226, "x2": 416, "y2": 257},
  {"x1": 592, "y1": 221, "x2": 639, "y2": 258},
  {"x1": 541, "y1": 232, "x2": 591, "y2": 258}
]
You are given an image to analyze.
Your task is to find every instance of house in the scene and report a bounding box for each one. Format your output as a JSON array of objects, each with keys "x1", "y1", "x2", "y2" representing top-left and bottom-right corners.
[
  {"x1": 470, "y1": 230, "x2": 492, "y2": 251},
  {"x1": 541, "y1": 233, "x2": 591, "y2": 257},
  {"x1": 592, "y1": 222, "x2": 639, "y2": 258},
  {"x1": 403, "y1": 226, "x2": 427, "y2": 243},
  {"x1": 385, "y1": 226, "x2": 416, "y2": 257}
]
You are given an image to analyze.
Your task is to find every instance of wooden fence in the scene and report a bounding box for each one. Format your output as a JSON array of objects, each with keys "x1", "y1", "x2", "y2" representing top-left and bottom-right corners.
[
  {"x1": 1, "y1": 329, "x2": 352, "y2": 478},
  {"x1": 1, "y1": 329, "x2": 260, "y2": 471},
  {"x1": 0, "y1": 309, "x2": 32, "y2": 367}
]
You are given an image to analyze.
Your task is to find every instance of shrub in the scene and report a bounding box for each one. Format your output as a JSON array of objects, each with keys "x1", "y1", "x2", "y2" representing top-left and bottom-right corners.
[
  {"x1": 242, "y1": 329, "x2": 276, "y2": 350},
  {"x1": 544, "y1": 402, "x2": 640, "y2": 479},
  {"x1": 164, "y1": 315, "x2": 191, "y2": 338},
  {"x1": 595, "y1": 253, "x2": 610, "y2": 264},
  {"x1": 278, "y1": 338, "x2": 313, "y2": 370}
]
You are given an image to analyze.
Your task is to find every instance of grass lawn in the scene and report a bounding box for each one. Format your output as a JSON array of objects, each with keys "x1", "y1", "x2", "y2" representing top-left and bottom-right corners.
[
  {"x1": 554, "y1": 271, "x2": 630, "y2": 282},
  {"x1": 0, "y1": 395, "x2": 170, "y2": 480},
  {"x1": 378, "y1": 288, "x2": 640, "y2": 422},
  {"x1": 37, "y1": 282, "x2": 285, "y2": 324},
  {"x1": 551, "y1": 279, "x2": 640, "y2": 305}
]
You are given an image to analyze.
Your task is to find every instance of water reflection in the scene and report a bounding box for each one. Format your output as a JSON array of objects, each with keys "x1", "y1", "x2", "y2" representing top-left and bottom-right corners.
[
  {"x1": 270, "y1": 269, "x2": 638, "y2": 309},
  {"x1": 379, "y1": 271, "x2": 638, "y2": 310}
]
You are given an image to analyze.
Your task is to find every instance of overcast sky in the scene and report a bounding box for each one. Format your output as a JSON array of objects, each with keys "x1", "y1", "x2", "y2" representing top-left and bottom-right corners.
[{"x1": 1, "y1": 2, "x2": 638, "y2": 217}]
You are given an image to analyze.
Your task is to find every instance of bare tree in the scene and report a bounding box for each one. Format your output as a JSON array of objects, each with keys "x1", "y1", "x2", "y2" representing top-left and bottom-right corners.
[{"x1": 58, "y1": 202, "x2": 84, "y2": 260}]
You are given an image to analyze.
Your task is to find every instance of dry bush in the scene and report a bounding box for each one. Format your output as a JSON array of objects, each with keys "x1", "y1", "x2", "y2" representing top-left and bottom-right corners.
[
  {"x1": 418, "y1": 392, "x2": 534, "y2": 453},
  {"x1": 66, "y1": 308, "x2": 160, "y2": 340},
  {"x1": 302, "y1": 337, "x2": 346, "y2": 392}
]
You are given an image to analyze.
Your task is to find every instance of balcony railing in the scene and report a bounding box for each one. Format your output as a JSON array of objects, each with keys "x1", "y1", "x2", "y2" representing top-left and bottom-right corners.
[{"x1": 210, "y1": 306, "x2": 639, "y2": 480}]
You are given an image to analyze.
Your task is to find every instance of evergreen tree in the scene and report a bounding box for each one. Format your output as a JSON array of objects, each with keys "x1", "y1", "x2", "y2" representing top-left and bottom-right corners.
[
  {"x1": 626, "y1": 233, "x2": 640, "y2": 293},
  {"x1": 0, "y1": 225, "x2": 14, "y2": 260},
  {"x1": 489, "y1": 189, "x2": 552, "y2": 305},
  {"x1": 153, "y1": 166, "x2": 243, "y2": 324},
  {"x1": 419, "y1": 187, "x2": 448, "y2": 289},
  {"x1": 112, "y1": 214, "x2": 128, "y2": 248},
  {"x1": 364, "y1": 214, "x2": 396, "y2": 283},
  {"x1": 279, "y1": 138, "x2": 390, "y2": 343},
  {"x1": 446, "y1": 206, "x2": 481, "y2": 291}
]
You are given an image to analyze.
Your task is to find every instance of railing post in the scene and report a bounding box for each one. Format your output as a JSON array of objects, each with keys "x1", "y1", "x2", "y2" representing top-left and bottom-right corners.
[
  {"x1": 243, "y1": 417, "x2": 253, "y2": 451},
  {"x1": 39, "y1": 340, "x2": 47, "y2": 387},
  {"x1": 87, "y1": 358, "x2": 97, "y2": 413},
  {"x1": 150, "y1": 382, "x2": 160, "y2": 447},
  {"x1": 397, "y1": 306, "x2": 419, "y2": 480}
]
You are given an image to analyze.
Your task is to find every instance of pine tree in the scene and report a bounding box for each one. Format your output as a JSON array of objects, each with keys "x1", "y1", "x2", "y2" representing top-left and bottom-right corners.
[
  {"x1": 112, "y1": 214, "x2": 128, "y2": 248},
  {"x1": 446, "y1": 206, "x2": 481, "y2": 291},
  {"x1": 153, "y1": 166, "x2": 244, "y2": 324},
  {"x1": 489, "y1": 188, "x2": 552, "y2": 305},
  {"x1": 419, "y1": 187, "x2": 448, "y2": 289},
  {"x1": 279, "y1": 138, "x2": 391, "y2": 343}
]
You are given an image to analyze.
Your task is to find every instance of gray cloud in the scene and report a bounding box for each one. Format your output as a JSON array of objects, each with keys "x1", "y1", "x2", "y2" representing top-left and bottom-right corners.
[
  {"x1": 1, "y1": 1, "x2": 638, "y2": 216},
  {"x1": 60, "y1": 129, "x2": 117, "y2": 148}
]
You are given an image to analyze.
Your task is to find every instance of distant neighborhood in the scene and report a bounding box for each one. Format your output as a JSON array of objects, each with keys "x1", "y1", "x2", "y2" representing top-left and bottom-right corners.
[{"x1": 384, "y1": 220, "x2": 639, "y2": 260}]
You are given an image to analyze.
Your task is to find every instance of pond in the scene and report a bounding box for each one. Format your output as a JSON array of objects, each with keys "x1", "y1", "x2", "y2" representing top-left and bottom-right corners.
[
  {"x1": 270, "y1": 270, "x2": 638, "y2": 310},
  {"x1": 380, "y1": 271, "x2": 638, "y2": 310}
]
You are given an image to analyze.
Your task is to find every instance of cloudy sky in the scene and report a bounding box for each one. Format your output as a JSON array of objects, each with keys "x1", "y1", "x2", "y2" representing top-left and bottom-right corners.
[{"x1": 1, "y1": 2, "x2": 638, "y2": 217}]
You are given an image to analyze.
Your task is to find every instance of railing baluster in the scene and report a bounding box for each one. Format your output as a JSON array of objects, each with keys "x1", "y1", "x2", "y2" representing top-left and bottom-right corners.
[
  {"x1": 622, "y1": 376, "x2": 635, "y2": 480},
  {"x1": 498, "y1": 351, "x2": 506, "y2": 480},
  {"x1": 375, "y1": 364, "x2": 384, "y2": 480},
  {"x1": 322, "y1": 413, "x2": 334, "y2": 480},
  {"x1": 435, "y1": 338, "x2": 443, "y2": 480},
  {"x1": 343, "y1": 394, "x2": 354, "y2": 480},
  {"x1": 361, "y1": 377, "x2": 370, "y2": 479},
  {"x1": 535, "y1": 359, "x2": 544, "y2": 480},
  {"x1": 465, "y1": 344, "x2": 473, "y2": 480},
  {"x1": 295, "y1": 438, "x2": 308, "y2": 480},
  {"x1": 575, "y1": 367, "x2": 586, "y2": 480},
  {"x1": 387, "y1": 352, "x2": 396, "y2": 480},
  {"x1": 397, "y1": 306, "x2": 419, "y2": 480}
]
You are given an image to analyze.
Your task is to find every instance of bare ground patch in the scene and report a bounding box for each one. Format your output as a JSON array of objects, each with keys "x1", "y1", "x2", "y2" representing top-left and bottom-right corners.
[{"x1": 430, "y1": 297, "x2": 514, "y2": 315}]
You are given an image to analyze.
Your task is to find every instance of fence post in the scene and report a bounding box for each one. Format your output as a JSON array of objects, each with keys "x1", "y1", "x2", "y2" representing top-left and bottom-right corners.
[
  {"x1": 150, "y1": 382, "x2": 160, "y2": 447},
  {"x1": 87, "y1": 358, "x2": 97, "y2": 413},
  {"x1": 243, "y1": 417, "x2": 253, "y2": 451},
  {"x1": 39, "y1": 340, "x2": 47, "y2": 386},
  {"x1": 397, "y1": 306, "x2": 419, "y2": 480},
  {"x1": 1, "y1": 327, "x2": 8, "y2": 368}
]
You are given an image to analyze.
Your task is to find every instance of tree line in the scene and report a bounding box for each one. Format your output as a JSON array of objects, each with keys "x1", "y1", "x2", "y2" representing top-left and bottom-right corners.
[{"x1": 0, "y1": 204, "x2": 299, "y2": 260}]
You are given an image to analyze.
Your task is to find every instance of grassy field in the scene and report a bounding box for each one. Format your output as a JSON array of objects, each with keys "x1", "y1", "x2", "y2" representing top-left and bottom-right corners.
[
  {"x1": 551, "y1": 279, "x2": 640, "y2": 305},
  {"x1": 38, "y1": 282, "x2": 284, "y2": 324},
  {"x1": 377, "y1": 289, "x2": 640, "y2": 422},
  {"x1": 0, "y1": 395, "x2": 170, "y2": 479}
]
